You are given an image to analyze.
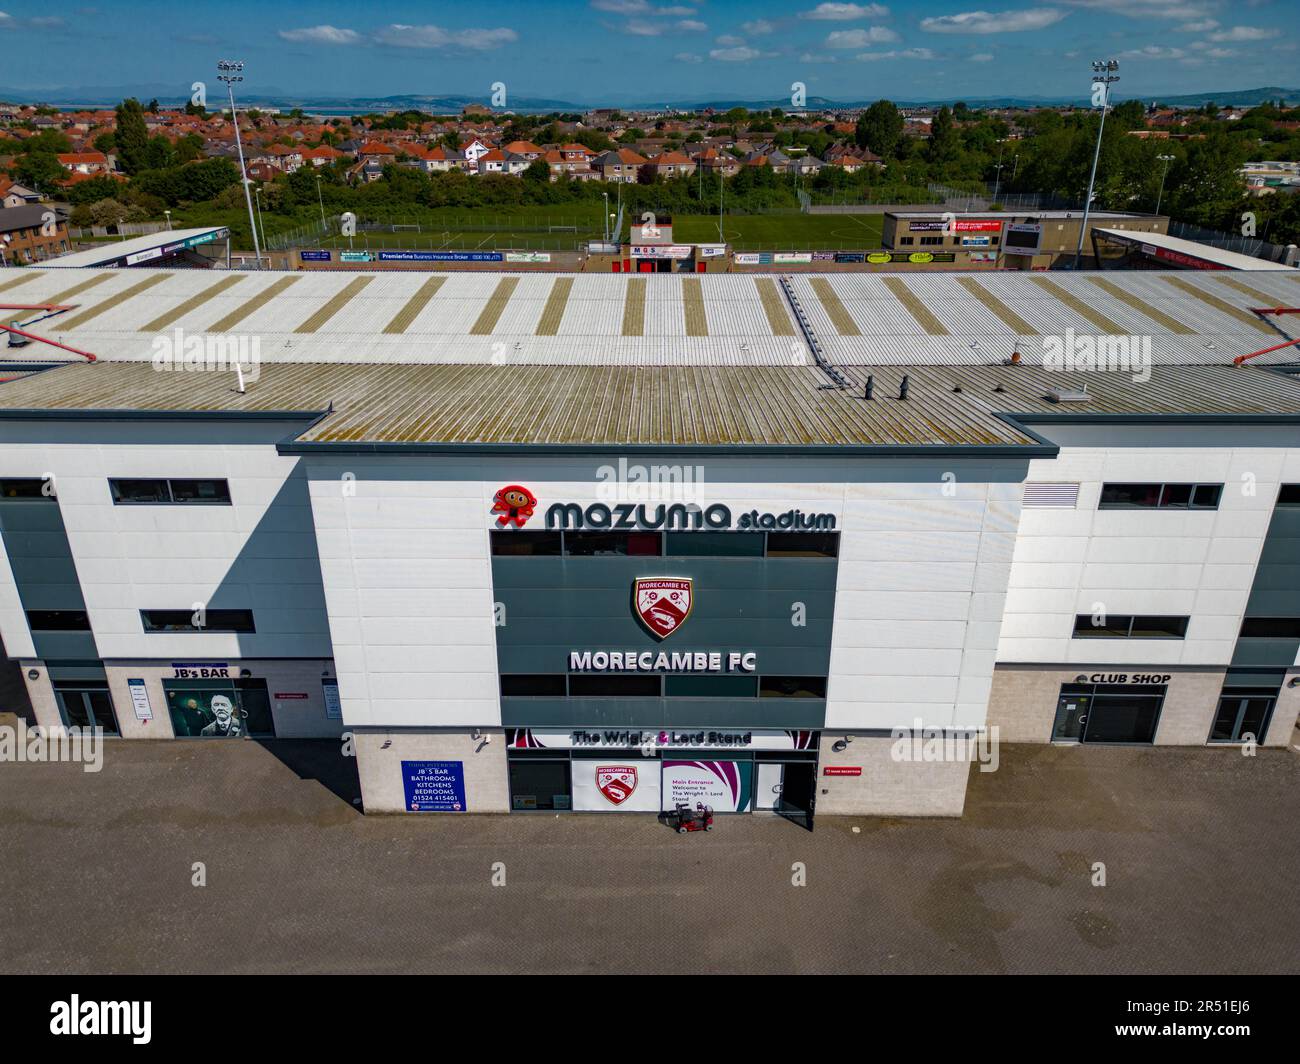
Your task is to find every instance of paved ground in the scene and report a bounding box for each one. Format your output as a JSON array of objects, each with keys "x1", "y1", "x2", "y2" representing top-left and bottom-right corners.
[{"x1": 1, "y1": 734, "x2": 1297, "y2": 974}]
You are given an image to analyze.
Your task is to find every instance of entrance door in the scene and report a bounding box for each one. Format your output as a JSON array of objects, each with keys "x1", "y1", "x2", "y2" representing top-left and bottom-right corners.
[
  {"x1": 54, "y1": 683, "x2": 120, "y2": 735},
  {"x1": 1052, "y1": 692, "x2": 1089, "y2": 742},
  {"x1": 1053, "y1": 684, "x2": 1163, "y2": 744},
  {"x1": 1209, "y1": 689, "x2": 1277, "y2": 743},
  {"x1": 754, "y1": 762, "x2": 817, "y2": 829}
]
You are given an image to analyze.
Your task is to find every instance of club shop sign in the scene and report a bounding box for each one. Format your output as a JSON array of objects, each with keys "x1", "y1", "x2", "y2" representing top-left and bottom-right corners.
[{"x1": 543, "y1": 502, "x2": 836, "y2": 532}]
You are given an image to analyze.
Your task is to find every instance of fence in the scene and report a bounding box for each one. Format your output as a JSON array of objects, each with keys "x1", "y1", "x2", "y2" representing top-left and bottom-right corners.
[
  {"x1": 927, "y1": 183, "x2": 1079, "y2": 212},
  {"x1": 1167, "y1": 219, "x2": 1297, "y2": 265}
]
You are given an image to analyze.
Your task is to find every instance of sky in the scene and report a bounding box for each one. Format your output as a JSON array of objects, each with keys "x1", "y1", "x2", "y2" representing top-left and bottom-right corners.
[{"x1": 0, "y1": 0, "x2": 1295, "y2": 104}]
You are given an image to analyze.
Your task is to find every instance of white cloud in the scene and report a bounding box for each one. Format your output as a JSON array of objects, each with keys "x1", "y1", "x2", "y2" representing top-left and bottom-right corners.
[
  {"x1": 716, "y1": 34, "x2": 746, "y2": 46},
  {"x1": 592, "y1": 1, "x2": 697, "y2": 13},
  {"x1": 622, "y1": 17, "x2": 707, "y2": 35},
  {"x1": 710, "y1": 45, "x2": 769, "y2": 60},
  {"x1": 1207, "y1": 25, "x2": 1280, "y2": 41},
  {"x1": 856, "y1": 47, "x2": 936, "y2": 60},
  {"x1": 277, "y1": 25, "x2": 362, "y2": 45},
  {"x1": 373, "y1": 25, "x2": 519, "y2": 50},
  {"x1": 800, "y1": 3, "x2": 891, "y2": 19},
  {"x1": 1118, "y1": 44, "x2": 1187, "y2": 58},
  {"x1": 970, "y1": 52, "x2": 996, "y2": 60},
  {"x1": 743, "y1": 19, "x2": 775, "y2": 34},
  {"x1": 1177, "y1": 19, "x2": 1219, "y2": 31},
  {"x1": 1059, "y1": 0, "x2": 1216, "y2": 16},
  {"x1": 800, "y1": 51, "x2": 839, "y2": 62},
  {"x1": 920, "y1": 8, "x2": 1069, "y2": 34},
  {"x1": 826, "y1": 26, "x2": 900, "y2": 47},
  {"x1": 674, "y1": 51, "x2": 704, "y2": 62}
]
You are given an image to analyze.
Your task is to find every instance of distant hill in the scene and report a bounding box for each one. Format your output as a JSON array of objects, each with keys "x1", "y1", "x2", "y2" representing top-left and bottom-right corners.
[{"x1": 1, "y1": 84, "x2": 1297, "y2": 114}]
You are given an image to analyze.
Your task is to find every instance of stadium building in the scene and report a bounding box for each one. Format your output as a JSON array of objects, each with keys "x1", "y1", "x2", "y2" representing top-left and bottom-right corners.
[{"x1": 1, "y1": 265, "x2": 1299, "y2": 823}]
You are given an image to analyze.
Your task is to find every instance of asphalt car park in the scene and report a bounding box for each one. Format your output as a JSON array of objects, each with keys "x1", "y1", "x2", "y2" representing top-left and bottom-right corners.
[{"x1": 1, "y1": 732, "x2": 1296, "y2": 974}]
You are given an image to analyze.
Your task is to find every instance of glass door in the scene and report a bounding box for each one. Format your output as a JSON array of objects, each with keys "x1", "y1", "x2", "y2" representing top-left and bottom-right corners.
[
  {"x1": 1052, "y1": 691, "x2": 1089, "y2": 742},
  {"x1": 54, "y1": 683, "x2": 120, "y2": 735},
  {"x1": 1210, "y1": 689, "x2": 1277, "y2": 743}
]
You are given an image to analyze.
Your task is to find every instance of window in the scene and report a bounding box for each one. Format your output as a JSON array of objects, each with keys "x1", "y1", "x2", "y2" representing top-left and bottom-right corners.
[
  {"x1": 491, "y1": 531, "x2": 562, "y2": 556},
  {"x1": 767, "y1": 532, "x2": 838, "y2": 558},
  {"x1": 759, "y1": 676, "x2": 828, "y2": 699},
  {"x1": 141, "y1": 609, "x2": 255, "y2": 633},
  {"x1": 564, "y1": 531, "x2": 661, "y2": 556},
  {"x1": 1209, "y1": 686, "x2": 1277, "y2": 744},
  {"x1": 567, "y1": 674, "x2": 660, "y2": 697},
  {"x1": 899, "y1": 236, "x2": 914, "y2": 246},
  {"x1": 1073, "y1": 615, "x2": 1188, "y2": 639},
  {"x1": 1277, "y1": 484, "x2": 1300, "y2": 506},
  {"x1": 665, "y1": 531, "x2": 763, "y2": 557},
  {"x1": 110, "y1": 478, "x2": 231, "y2": 505},
  {"x1": 25, "y1": 609, "x2": 90, "y2": 631},
  {"x1": 1098, "y1": 482, "x2": 1222, "y2": 510},
  {"x1": 1238, "y1": 617, "x2": 1300, "y2": 639},
  {"x1": 0, "y1": 478, "x2": 50, "y2": 499},
  {"x1": 663, "y1": 674, "x2": 758, "y2": 698},
  {"x1": 500, "y1": 674, "x2": 567, "y2": 697},
  {"x1": 919, "y1": 236, "x2": 944, "y2": 246}
]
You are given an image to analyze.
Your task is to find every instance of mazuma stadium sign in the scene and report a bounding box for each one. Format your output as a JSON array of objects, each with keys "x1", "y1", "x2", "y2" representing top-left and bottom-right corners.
[{"x1": 543, "y1": 502, "x2": 835, "y2": 531}]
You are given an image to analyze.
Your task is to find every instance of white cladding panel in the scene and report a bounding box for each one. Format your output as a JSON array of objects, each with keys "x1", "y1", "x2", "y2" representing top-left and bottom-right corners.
[
  {"x1": 0, "y1": 421, "x2": 332, "y2": 661},
  {"x1": 1000, "y1": 433, "x2": 1298, "y2": 667}
]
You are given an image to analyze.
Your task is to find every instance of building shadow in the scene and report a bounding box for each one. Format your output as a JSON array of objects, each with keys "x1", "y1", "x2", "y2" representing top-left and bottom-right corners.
[{"x1": 253, "y1": 738, "x2": 361, "y2": 809}]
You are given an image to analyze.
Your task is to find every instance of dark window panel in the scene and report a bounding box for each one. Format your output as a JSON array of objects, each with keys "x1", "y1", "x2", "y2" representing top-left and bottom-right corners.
[
  {"x1": 567, "y1": 674, "x2": 661, "y2": 697},
  {"x1": 564, "y1": 532, "x2": 662, "y2": 557},
  {"x1": 1191, "y1": 484, "x2": 1222, "y2": 509},
  {"x1": 0, "y1": 478, "x2": 50, "y2": 499},
  {"x1": 1277, "y1": 484, "x2": 1300, "y2": 506},
  {"x1": 141, "y1": 609, "x2": 255, "y2": 633},
  {"x1": 490, "y1": 531, "x2": 562, "y2": 556},
  {"x1": 25, "y1": 609, "x2": 90, "y2": 631},
  {"x1": 500, "y1": 674, "x2": 567, "y2": 697},
  {"x1": 1239, "y1": 617, "x2": 1300, "y2": 639},
  {"x1": 759, "y1": 676, "x2": 827, "y2": 699},
  {"x1": 1099, "y1": 483, "x2": 1161, "y2": 508},
  {"x1": 1073, "y1": 614, "x2": 1134, "y2": 638},
  {"x1": 663, "y1": 674, "x2": 758, "y2": 698},
  {"x1": 665, "y1": 531, "x2": 764, "y2": 557},
  {"x1": 110, "y1": 479, "x2": 171, "y2": 504},
  {"x1": 168, "y1": 479, "x2": 231, "y2": 504},
  {"x1": 1159, "y1": 483, "x2": 1193, "y2": 508},
  {"x1": 1128, "y1": 615, "x2": 1189, "y2": 638},
  {"x1": 767, "y1": 532, "x2": 839, "y2": 558}
]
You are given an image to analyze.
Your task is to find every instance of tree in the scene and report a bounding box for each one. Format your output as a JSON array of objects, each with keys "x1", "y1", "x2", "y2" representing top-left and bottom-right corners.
[
  {"x1": 523, "y1": 158, "x2": 550, "y2": 185},
  {"x1": 147, "y1": 98, "x2": 159, "y2": 114},
  {"x1": 855, "y1": 100, "x2": 904, "y2": 159},
  {"x1": 927, "y1": 106, "x2": 958, "y2": 166},
  {"x1": 114, "y1": 98, "x2": 151, "y2": 175},
  {"x1": 12, "y1": 152, "x2": 65, "y2": 194},
  {"x1": 93, "y1": 132, "x2": 116, "y2": 155}
]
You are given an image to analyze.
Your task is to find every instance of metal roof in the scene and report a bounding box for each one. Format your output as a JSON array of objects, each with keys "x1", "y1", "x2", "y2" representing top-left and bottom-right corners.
[
  {"x1": 1093, "y1": 227, "x2": 1297, "y2": 272},
  {"x1": 1, "y1": 359, "x2": 1298, "y2": 449},
  {"x1": 43, "y1": 228, "x2": 227, "y2": 269},
  {"x1": 0, "y1": 265, "x2": 1296, "y2": 370}
]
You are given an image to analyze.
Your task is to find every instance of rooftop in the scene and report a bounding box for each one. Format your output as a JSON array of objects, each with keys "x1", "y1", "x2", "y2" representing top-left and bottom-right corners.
[
  {"x1": 1093, "y1": 227, "x2": 1297, "y2": 272},
  {"x1": 0, "y1": 266, "x2": 1296, "y2": 369},
  {"x1": 42, "y1": 227, "x2": 228, "y2": 268}
]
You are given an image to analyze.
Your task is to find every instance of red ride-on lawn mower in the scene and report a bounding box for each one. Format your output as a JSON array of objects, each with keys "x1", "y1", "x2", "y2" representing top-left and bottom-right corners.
[{"x1": 667, "y1": 801, "x2": 714, "y2": 833}]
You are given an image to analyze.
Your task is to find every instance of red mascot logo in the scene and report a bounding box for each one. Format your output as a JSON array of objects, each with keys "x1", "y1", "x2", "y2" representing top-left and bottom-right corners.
[{"x1": 492, "y1": 485, "x2": 537, "y2": 529}]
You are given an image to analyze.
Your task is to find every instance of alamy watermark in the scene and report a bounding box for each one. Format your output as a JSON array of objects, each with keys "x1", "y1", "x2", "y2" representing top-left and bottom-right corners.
[
  {"x1": 0, "y1": 720, "x2": 104, "y2": 772},
  {"x1": 151, "y1": 328, "x2": 262, "y2": 381},
  {"x1": 1043, "y1": 329, "x2": 1151, "y2": 383},
  {"x1": 890, "y1": 721, "x2": 1000, "y2": 773}
]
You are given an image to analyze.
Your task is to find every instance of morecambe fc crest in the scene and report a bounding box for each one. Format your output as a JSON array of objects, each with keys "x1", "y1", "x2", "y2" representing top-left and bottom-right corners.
[
  {"x1": 596, "y1": 765, "x2": 638, "y2": 805},
  {"x1": 634, "y1": 577, "x2": 693, "y2": 639}
]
